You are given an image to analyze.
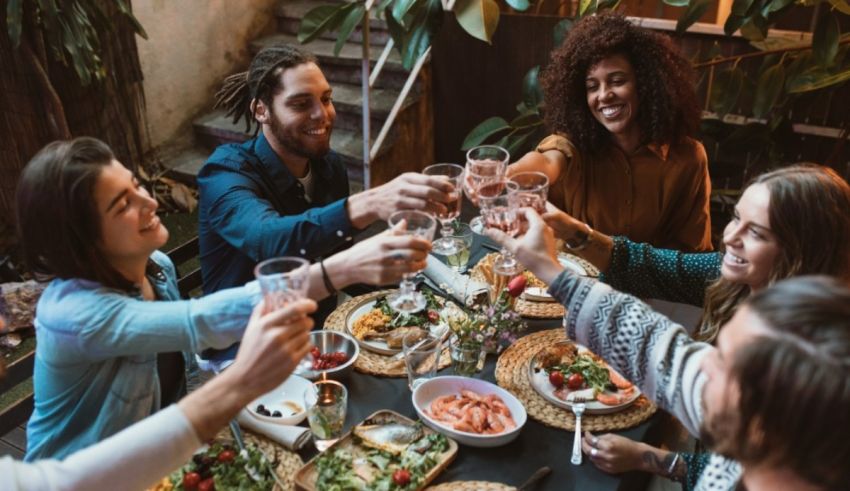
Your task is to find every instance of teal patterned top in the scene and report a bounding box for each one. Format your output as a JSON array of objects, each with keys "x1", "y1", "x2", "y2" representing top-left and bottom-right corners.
[{"x1": 600, "y1": 236, "x2": 722, "y2": 307}]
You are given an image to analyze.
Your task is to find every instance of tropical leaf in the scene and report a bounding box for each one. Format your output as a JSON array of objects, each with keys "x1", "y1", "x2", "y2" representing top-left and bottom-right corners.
[
  {"x1": 740, "y1": 14, "x2": 768, "y2": 41},
  {"x1": 454, "y1": 0, "x2": 500, "y2": 45},
  {"x1": 676, "y1": 0, "x2": 712, "y2": 34},
  {"x1": 509, "y1": 111, "x2": 543, "y2": 128},
  {"x1": 828, "y1": 0, "x2": 850, "y2": 15},
  {"x1": 730, "y1": 0, "x2": 756, "y2": 16},
  {"x1": 710, "y1": 67, "x2": 744, "y2": 116},
  {"x1": 752, "y1": 63, "x2": 785, "y2": 118},
  {"x1": 504, "y1": 0, "x2": 531, "y2": 11},
  {"x1": 462, "y1": 117, "x2": 511, "y2": 149},
  {"x1": 522, "y1": 65, "x2": 543, "y2": 109},
  {"x1": 399, "y1": 0, "x2": 441, "y2": 69},
  {"x1": 764, "y1": 0, "x2": 795, "y2": 15},
  {"x1": 724, "y1": 14, "x2": 747, "y2": 35},
  {"x1": 813, "y1": 14, "x2": 840, "y2": 66},
  {"x1": 334, "y1": 4, "x2": 366, "y2": 56},
  {"x1": 786, "y1": 67, "x2": 850, "y2": 93},
  {"x1": 662, "y1": 0, "x2": 691, "y2": 6},
  {"x1": 552, "y1": 18, "x2": 572, "y2": 47},
  {"x1": 597, "y1": 0, "x2": 621, "y2": 10},
  {"x1": 392, "y1": 0, "x2": 419, "y2": 27},
  {"x1": 298, "y1": 4, "x2": 349, "y2": 44},
  {"x1": 499, "y1": 128, "x2": 539, "y2": 158},
  {"x1": 579, "y1": 0, "x2": 594, "y2": 17}
]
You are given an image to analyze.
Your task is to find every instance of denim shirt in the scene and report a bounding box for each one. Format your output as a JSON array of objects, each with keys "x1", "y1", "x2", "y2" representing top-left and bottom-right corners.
[
  {"x1": 25, "y1": 251, "x2": 257, "y2": 461},
  {"x1": 198, "y1": 133, "x2": 353, "y2": 294}
]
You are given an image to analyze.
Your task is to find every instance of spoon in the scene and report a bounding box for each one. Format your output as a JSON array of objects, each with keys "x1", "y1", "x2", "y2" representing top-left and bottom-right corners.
[{"x1": 570, "y1": 403, "x2": 586, "y2": 465}]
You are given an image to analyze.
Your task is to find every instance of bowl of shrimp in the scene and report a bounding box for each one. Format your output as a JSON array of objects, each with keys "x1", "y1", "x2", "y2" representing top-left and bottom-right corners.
[{"x1": 412, "y1": 376, "x2": 527, "y2": 447}]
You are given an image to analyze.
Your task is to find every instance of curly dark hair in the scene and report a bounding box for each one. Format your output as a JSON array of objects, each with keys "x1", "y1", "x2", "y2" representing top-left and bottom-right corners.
[{"x1": 541, "y1": 13, "x2": 701, "y2": 157}]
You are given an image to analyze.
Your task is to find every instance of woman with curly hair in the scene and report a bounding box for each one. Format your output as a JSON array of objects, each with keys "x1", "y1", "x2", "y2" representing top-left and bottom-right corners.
[{"x1": 509, "y1": 13, "x2": 711, "y2": 252}]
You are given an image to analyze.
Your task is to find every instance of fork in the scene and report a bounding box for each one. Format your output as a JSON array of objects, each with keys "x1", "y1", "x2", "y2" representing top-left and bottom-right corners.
[{"x1": 570, "y1": 403, "x2": 586, "y2": 465}]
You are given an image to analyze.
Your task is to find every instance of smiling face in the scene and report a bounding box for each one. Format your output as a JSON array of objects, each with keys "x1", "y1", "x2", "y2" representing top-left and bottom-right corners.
[
  {"x1": 721, "y1": 183, "x2": 781, "y2": 290},
  {"x1": 585, "y1": 54, "x2": 640, "y2": 149},
  {"x1": 93, "y1": 160, "x2": 169, "y2": 268},
  {"x1": 256, "y1": 61, "x2": 335, "y2": 163}
]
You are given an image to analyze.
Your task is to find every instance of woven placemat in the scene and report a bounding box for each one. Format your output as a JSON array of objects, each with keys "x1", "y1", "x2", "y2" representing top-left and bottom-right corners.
[
  {"x1": 559, "y1": 252, "x2": 599, "y2": 278},
  {"x1": 325, "y1": 290, "x2": 452, "y2": 377},
  {"x1": 209, "y1": 429, "x2": 303, "y2": 491},
  {"x1": 471, "y1": 253, "x2": 564, "y2": 319},
  {"x1": 426, "y1": 482, "x2": 516, "y2": 491},
  {"x1": 495, "y1": 329, "x2": 656, "y2": 431}
]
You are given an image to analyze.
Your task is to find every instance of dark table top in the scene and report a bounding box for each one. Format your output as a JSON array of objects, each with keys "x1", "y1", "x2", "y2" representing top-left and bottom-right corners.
[{"x1": 297, "y1": 221, "x2": 663, "y2": 491}]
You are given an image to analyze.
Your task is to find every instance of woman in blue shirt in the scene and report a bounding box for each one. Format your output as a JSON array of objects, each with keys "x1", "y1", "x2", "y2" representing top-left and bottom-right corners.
[
  {"x1": 535, "y1": 164, "x2": 850, "y2": 487},
  {"x1": 16, "y1": 137, "x2": 434, "y2": 460}
]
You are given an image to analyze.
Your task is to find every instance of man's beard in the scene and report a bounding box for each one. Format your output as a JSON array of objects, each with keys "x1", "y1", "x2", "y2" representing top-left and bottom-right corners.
[{"x1": 268, "y1": 113, "x2": 331, "y2": 161}]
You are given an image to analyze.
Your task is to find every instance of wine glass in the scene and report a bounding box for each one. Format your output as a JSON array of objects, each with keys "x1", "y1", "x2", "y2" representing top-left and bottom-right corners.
[
  {"x1": 508, "y1": 171, "x2": 549, "y2": 214},
  {"x1": 422, "y1": 163, "x2": 465, "y2": 255},
  {"x1": 479, "y1": 182, "x2": 521, "y2": 275},
  {"x1": 387, "y1": 210, "x2": 437, "y2": 313},
  {"x1": 254, "y1": 257, "x2": 310, "y2": 309},
  {"x1": 464, "y1": 145, "x2": 509, "y2": 233}
]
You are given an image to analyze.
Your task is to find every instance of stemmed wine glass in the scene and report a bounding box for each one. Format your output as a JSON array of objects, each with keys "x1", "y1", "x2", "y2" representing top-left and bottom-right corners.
[
  {"x1": 479, "y1": 181, "x2": 521, "y2": 275},
  {"x1": 508, "y1": 171, "x2": 549, "y2": 214},
  {"x1": 387, "y1": 210, "x2": 437, "y2": 313},
  {"x1": 422, "y1": 163, "x2": 465, "y2": 255},
  {"x1": 464, "y1": 145, "x2": 509, "y2": 234}
]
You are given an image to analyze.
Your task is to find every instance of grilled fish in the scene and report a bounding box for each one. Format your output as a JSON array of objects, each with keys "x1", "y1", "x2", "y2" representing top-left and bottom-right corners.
[{"x1": 353, "y1": 415, "x2": 423, "y2": 454}]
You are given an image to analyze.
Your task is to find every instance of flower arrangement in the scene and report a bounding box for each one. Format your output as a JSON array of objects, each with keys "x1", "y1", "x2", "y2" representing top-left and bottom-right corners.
[{"x1": 446, "y1": 286, "x2": 527, "y2": 354}]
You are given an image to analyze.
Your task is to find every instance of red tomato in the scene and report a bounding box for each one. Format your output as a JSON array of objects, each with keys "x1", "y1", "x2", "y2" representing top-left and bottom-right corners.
[
  {"x1": 427, "y1": 310, "x2": 440, "y2": 323},
  {"x1": 182, "y1": 472, "x2": 201, "y2": 489},
  {"x1": 393, "y1": 469, "x2": 411, "y2": 486},
  {"x1": 548, "y1": 370, "x2": 564, "y2": 388},
  {"x1": 507, "y1": 275, "x2": 527, "y2": 298},
  {"x1": 217, "y1": 449, "x2": 235, "y2": 463},
  {"x1": 198, "y1": 478, "x2": 215, "y2": 491},
  {"x1": 567, "y1": 373, "x2": 584, "y2": 390}
]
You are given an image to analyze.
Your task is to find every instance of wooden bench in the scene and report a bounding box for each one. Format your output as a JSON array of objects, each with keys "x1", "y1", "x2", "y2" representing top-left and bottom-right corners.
[{"x1": 0, "y1": 236, "x2": 202, "y2": 441}]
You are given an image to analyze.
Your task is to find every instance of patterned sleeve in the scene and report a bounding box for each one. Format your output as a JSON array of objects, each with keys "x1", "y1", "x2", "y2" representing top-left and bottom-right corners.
[
  {"x1": 600, "y1": 236, "x2": 721, "y2": 307},
  {"x1": 548, "y1": 273, "x2": 711, "y2": 437}
]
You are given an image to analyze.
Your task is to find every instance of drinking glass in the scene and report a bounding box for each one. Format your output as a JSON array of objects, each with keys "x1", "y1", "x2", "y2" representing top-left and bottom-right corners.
[
  {"x1": 508, "y1": 171, "x2": 549, "y2": 214},
  {"x1": 422, "y1": 163, "x2": 465, "y2": 255},
  {"x1": 304, "y1": 380, "x2": 348, "y2": 451},
  {"x1": 403, "y1": 331, "x2": 442, "y2": 390},
  {"x1": 254, "y1": 257, "x2": 310, "y2": 309},
  {"x1": 433, "y1": 222, "x2": 474, "y2": 273},
  {"x1": 479, "y1": 184, "x2": 521, "y2": 275},
  {"x1": 387, "y1": 210, "x2": 437, "y2": 313},
  {"x1": 464, "y1": 145, "x2": 509, "y2": 233}
]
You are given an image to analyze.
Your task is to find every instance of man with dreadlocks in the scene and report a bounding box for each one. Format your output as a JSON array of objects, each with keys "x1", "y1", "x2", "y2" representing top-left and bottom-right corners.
[{"x1": 197, "y1": 44, "x2": 453, "y2": 321}]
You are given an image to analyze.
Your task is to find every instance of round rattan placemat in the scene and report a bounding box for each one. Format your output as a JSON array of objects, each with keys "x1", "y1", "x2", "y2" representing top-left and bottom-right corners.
[
  {"x1": 324, "y1": 290, "x2": 452, "y2": 377},
  {"x1": 513, "y1": 297, "x2": 565, "y2": 319},
  {"x1": 426, "y1": 482, "x2": 516, "y2": 491},
  {"x1": 495, "y1": 329, "x2": 656, "y2": 431},
  {"x1": 209, "y1": 430, "x2": 303, "y2": 491}
]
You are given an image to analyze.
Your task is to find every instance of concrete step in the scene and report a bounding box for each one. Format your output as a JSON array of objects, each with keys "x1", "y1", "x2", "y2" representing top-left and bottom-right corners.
[
  {"x1": 331, "y1": 82, "x2": 416, "y2": 133},
  {"x1": 158, "y1": 144, "x2": 210, "y2": 185},
  {"x1": 276, "y1": 0, "x2": 391, "y2": 46},
  {"x1": 251, "y1": 33, "x2": 414, "y2": 91}
]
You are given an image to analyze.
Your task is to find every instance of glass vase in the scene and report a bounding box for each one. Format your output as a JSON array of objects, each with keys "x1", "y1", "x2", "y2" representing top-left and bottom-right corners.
[{"x1": 450, "y1": 341, "x2": 485, "y2": 377}]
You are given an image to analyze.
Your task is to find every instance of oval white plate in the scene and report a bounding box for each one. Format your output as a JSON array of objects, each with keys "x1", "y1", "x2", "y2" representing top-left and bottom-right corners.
[{"x1": 247, "y1": 374, "x2": 311, "y2": 425}]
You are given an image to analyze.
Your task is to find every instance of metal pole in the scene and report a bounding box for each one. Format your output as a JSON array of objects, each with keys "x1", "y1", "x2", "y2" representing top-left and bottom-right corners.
[{"x1": 361, "y1": 2, "x2": 373, "y2": 190}]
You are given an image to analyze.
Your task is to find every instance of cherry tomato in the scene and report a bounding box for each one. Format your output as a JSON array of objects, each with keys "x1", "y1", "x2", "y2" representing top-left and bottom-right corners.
[
  {"x1": 217, "y1": 449, "x2": 235, "y2": 463},
  {"x1": 198, "y1": 477, "x2": 216, "y2": 491},
  {"x1": 182, "y1": 472, "x2": 201, "y2": 489},
  {"x1": 427, "y1": 310, "x2": 440, "y2": 323},
  {"x1": 507, "y1": 275, "x2": 527, "y2": 298},
  {"x1": 567, "y1": 373, "x2": 584, "y2": 390},
  {"x1": 392, "y1": 469, "x2": 411, "y2": 486},
  {"x1": 548, "y1": 370, "x2": 564, "y2": 388}
]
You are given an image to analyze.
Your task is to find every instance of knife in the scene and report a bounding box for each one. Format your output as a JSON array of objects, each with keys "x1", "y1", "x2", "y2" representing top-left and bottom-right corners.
[{"x1": 517, "y1": 466, "x2": 551, "y2": 491}]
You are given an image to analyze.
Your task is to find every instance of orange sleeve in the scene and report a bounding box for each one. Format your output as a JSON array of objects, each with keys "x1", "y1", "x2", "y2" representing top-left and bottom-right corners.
[{"x1": 668, "y1": 142, "x2": 713, "y2": 252}]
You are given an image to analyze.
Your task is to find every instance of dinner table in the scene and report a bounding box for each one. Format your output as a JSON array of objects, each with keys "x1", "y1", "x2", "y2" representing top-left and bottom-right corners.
[{"x1": 292, "y1": 212, "x2": 672, "y2": 491}]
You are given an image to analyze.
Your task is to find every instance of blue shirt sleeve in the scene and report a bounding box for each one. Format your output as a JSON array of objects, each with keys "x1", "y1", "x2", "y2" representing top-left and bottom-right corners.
[
  {"x1": 600, "y1": 236, "x2": 721, "y2": 307},
  {"x1": 198, "y1": 165, "x2": 354, "y2": 261}
]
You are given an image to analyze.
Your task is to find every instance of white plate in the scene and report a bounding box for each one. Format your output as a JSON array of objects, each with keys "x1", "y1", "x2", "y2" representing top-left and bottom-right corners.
[
  {"x1": 521, "y1": 286, "x2": 555, "y2": 302},
  {"x1": 527, "y1": 343, "x2": 640, "y2": 415},
  {"x1": 557, "y1": 253, "x2": 588, "y2": 276},
  {"x1": 247, "y1": 375, "x2": 311, "y2": 425},
  {"x1": 412, "y1": 376, "x2": 526, "y2": 447}
]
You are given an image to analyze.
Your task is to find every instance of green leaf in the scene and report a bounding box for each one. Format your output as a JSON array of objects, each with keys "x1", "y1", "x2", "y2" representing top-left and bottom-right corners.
[
  {"x1": 662, "y1": 0, "x2": 691, "y2": 6},
  {"x1": 504, "y1": 0, "x2": 531, "y2": 11},
  {"x1": 764, "y1": 0, "x2": 794, "y2": 14},
  {"x1": 522, "y1": 66, "x2": 543, "y2": 109},
  {"x1": 509, "y1": 111, "x2": 543, "y2": 128},
  {"x1": 597, "y1": 0, "x2": 621, "y2": 10},
  {"x1": 740, "y1": 15, "x2": 768, "y2": 42},
  {"x1": 750, "y1": 36, "x2": 807, "y2": 52},
  {"x1": 710, "y1": 67, "x2": 744, "y2": 116},
  {"x1": 454, "y1": 0, "x2": 500, "y2": 44},
  {"x1": 500, "y1": 129, "x2": 538, "y2": 158},
  {"x1": 676, "y1": 0, "x2": 711, "y2": 34},
  {"x1": 334, "y1": 5, "x2": 366, "y2": 56},
  {"x1": 813, "y1": 15, "x2": 840, "y2": 66},
  {"x1": 385, "y1": 5, "x2": 407, "y2": 48},
  {"x1": 752, "y1": 63, "x2": 785, "y2": 118},
  {"x1": 298, "y1": 5, "x2": 349, "y2": 44},
  {"x1": 400, "y1": 0, "x2": 441, "y2": 69},
  {"x1": 579, "y1": 0, "x2": 594, "y2": 17},
  {"x1": 392, "y1": 0, "x2": 419, "y2": 27},
  {"x1": 6, "y1": 0, "x2": 24, "y2": 47},
  {"x1": 552, "y1": 18, "x2": 573, "y2": 47},
  {"x1": 462, "y1": 117, "x2": 511, "y2": 149},
  {"x1": 786, "y1": 67, "x2": 850, "y2": 93},
  {"x1": 730, "y1": 0, "x2": 756, "y2": 16},
  {"x1": 828, "y1": 0, "x2": 850, "y2": 15},
  {"x1": 724, "y1": 14, "x2": 747, "y2": 35}
]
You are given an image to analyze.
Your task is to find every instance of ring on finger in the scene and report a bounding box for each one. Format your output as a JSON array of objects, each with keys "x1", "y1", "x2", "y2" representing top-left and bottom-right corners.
[
  {"x1": 390, "y1": 252, "x2": 406, "y2": 262},
  {"x1": 590, "y1": 448, "x2": 599, "y2": 457},
  {"x1": 592, "y1": 436, "x2": 599, "y2": 447}
]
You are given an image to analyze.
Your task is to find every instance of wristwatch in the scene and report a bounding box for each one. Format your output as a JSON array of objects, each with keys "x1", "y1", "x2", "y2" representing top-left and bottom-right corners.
[{"x1": 565, "y1": 223, "x2": 593, "y2": 251}]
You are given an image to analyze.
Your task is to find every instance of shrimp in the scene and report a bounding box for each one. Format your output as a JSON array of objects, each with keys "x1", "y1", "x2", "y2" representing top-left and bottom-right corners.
[
  {"x1": 607, "y1": 367, "x2": 633, "y2": 390},
  {"x1": 595, "y1": 387, "x2": 635, "y2": 406}
]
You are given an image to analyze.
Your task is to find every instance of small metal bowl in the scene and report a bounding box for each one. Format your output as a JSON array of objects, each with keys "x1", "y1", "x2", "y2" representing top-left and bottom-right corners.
[{"x1": 294, "y1": 330, "x2": 360, "y2": 381}]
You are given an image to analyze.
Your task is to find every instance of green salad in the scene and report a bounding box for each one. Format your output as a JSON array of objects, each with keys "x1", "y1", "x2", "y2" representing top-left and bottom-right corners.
[
  {"x1": 373, "y1": 289, "x2": 443, "y2": 330},
  {"x1": 167, "y1": 441, "x2": 277, "y2": 491}
]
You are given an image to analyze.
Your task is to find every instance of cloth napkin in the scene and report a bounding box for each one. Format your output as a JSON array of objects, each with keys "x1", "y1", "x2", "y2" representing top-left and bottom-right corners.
[
  {"x1": 236, "y1": 410, "x2": 312, "y2": 450},
  {"x1": 423, "y1": 255, "x2": 488, "y2": 305}
]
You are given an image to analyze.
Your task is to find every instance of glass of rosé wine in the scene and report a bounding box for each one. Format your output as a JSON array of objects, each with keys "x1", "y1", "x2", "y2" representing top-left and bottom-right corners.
[
  {"x1": 508, "y1": 171, "x2": 549, "y2": 214},
  {"x1": 464, "y1": 145, "x2": 509, "y2": 234},
  {"x1": 422, "y1": 163, "x2": 465, "y2": 255},
  {"x1": 479, "y1": 181, "x2": 521, "y2": 275}
]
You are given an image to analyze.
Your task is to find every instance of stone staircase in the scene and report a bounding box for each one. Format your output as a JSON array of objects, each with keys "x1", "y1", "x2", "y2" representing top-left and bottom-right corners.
[{"x1": 166, "y1": 0, "x2": 435, "y2": 193}]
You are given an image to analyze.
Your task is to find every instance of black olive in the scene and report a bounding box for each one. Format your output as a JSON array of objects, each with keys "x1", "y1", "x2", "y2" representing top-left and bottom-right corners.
[
  {"x1": 272, "y1": 410, "x2": 282, "y2": 417},
  {"x1": 256, "y1": 404, "x2": 266, "y2": 413}
]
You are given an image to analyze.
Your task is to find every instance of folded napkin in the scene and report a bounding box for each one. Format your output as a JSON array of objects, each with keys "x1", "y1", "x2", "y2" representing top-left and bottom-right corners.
[
  {"x1": 236, "y1": 410, "x2": 312, "y2": 451},
  {"x1": 423, "y1": 255, "x2": 489, "y2": 305}
]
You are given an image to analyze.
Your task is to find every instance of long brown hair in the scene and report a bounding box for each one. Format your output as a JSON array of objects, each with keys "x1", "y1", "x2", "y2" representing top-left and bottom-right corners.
[
  {"x1": 16, "y1": 137, "x2": 137, "y2": 291},
  {"x1": 728, "y1": 276, "x2": 850, "y2": 488},
  {"x1": 699, "y1": 164, "x2": 850, "y2": 341}
]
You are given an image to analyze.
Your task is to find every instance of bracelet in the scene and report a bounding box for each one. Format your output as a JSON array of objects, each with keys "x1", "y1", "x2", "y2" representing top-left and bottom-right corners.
[
  {"x1": 319, "y1": 259, "x2": 337, "y2": 296},
  {"x1": 565, "y1": 223, "x2": 593, "y2": 251},
  {"x1": 666, "y1": 452, "x2": 681, "y2": 479}
]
